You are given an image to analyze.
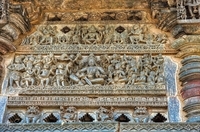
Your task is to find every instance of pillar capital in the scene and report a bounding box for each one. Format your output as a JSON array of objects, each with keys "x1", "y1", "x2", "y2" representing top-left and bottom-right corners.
[{"x1": 172, "y1": 35, "x2": 200, "y2": 58}]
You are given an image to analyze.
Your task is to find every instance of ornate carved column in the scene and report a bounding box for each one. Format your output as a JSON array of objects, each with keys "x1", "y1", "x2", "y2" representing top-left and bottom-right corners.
[
  {"x1": 0, "y1": 2, "x2": 31, "y2": 123},
  {"x1": 172, "y1": 35, "x2": 200, "y2": 122}
]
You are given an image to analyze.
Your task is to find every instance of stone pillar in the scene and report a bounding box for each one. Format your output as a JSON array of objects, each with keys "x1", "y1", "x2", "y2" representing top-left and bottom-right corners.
[
  {"x1": 180, "y1": 56, "x2": 200, "y2": 122},
  {"x1": 172, "y1": 35, "x2": 200, "y2": 122}
]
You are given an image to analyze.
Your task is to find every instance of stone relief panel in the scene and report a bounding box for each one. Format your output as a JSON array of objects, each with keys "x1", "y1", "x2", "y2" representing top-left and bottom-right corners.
[
  {"x1": 17, "y1": 24, "x2": 176, "y2": 54},
  {"x1": 177, "y1": 0, "x2": 200, "y2": 23},
  {"x1": 5, "y1": 53, "x2": 166, "y2": 95},
  {"x1": 5, "y1": 106, "x2": 168, "y2": 124},
  {"x1": 0, "y1": 0, "x2": 8, "y2": 24},
  {"x1": 7, "y1": 96, "x2": 167, "y2": 107}
]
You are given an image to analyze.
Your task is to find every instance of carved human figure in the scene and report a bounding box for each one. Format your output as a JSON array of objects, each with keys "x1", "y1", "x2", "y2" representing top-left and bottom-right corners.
[
  {"x1": 144, "y1": 33, "x2": 154, "y2": 44},
  {"x1": 23, "y1": 55, "x2": 35, "y2": 69},
  {"x1": 55, "y1": 64, "x2": 66, "y2": 86},
  {"x1": 25, "y1": 106, "x2": 41, "y2": 123},
  {"x1": 147, "y1": 71, "x2": 156, "y2": 85},
  {"x1": 100, "y1": 54, "x2": 110, "y2": 70},
  {"x1": 97, "y1": 106, "x2": 114, "y2": 121},
  {"x1": 23, "y1": 67, "x2": 36, "y2": 87},
  {"x1": 60, "y1": 106, "x2": 78, "y2": 122},
  {"x1": 107, "y1": 54, "x2": 121, "y2": 84},
  {"x1": 155, "y1": 53, "x2": 164, "y2": 65},
  {"x1": 62, "y1": 53, "x2": 83, "y2": 85},
  {"x1": 127, "y1": 57, "x2": 138, "y2": 85},
  {"x1": 71, "y1": 25, "x2": 81, "y2": 44},
  {"x1": 136, "y1": 71, "x2": 146, "y2": 83},
  {"x1": 7, "y1": 56, "x2": 25, "y2": 88},
  {"x1": 42, "y1": 53, "x2": 57, "y2": 66},
  {"x1": 141, "y1": 54, "x2": 152, "y2": 70},
  {"x1": 38, "y1": 26, "x2": 53, "y2": 45},
  {"x1": 82, "y1": 25, "x2": 102, "y2": 44},
  {"x1": 177, "y1": 4, "x2": 187, "y2": 19},
  {"x1": 127, "y1": 72, "x2": 137, "y2": 85},
  {"x1": 39, "y1": 64, "x2": 55, "y2": 87},
  {"x1": 104, "y1": 26, "x2": 114, "y2": 44},
  {"x1": 132, "y1": 107, "x2": 149, "y2": 123},
  {"x1": 156, "y1": 72, "x2": 165, "y2": 83},
  {"x1": 23, "y1": 35, "x2": 40, "y2": 45},
  {"x1": 77, "y1": 53, "x2": 105, "y2": 85},
  {"x1": 184, "y1": 0, "x2": 200, "y2": 19},
  {"x1": 113, "y1": 31, "x2": 123, "y2": 44},
  {"x1": 126, "y1": 56, "x2": 137, "y2": 72},
  {"x1": 129, "y1": 25, "x2": 143, "y2": 44},
  {"x1": 33, "y1": 54, "x2": 43, "y2": 75},
  {"x1": 155, "y1": 34, "x2": 168, "y2": 44},
  {"x1": 111, "y1": 62, "x2": 127, "y2": 84}
]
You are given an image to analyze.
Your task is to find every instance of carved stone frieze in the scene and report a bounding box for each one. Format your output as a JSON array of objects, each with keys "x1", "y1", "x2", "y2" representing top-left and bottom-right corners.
[
  {"x1": 18, "y1": 44, "x2": 170, "y2": 54},
  {"x1": 18, "y1": 85, "x2": 166, "y2": 95},
  {"x1": 21, "y1": 24, "x2": 169, "y2": 45},
  {"x1": 6, "y1": 53, "x2": 166, "y2": 94},
  {"x1": 177, "y1": 0, "x2": 200, "y2": 23},
  {"x1": 1, "y1": 0, "x2": 196, "y2": 128},
  {"x1": 18, "y1": 24, "x2": 176, "y2": 54},
  {"x1": 5, "y1": 105, "x2": 167, "y2": 124},
  {"x1": 1, "y1": 122, "x2": 200, "y2": 132},
  {"x1": 1, "y1": 122, "x2": 118, "y2": 131},
  {"x1": 7, "y1": 96, "x2": 168, "y2": 107},
  {"x1": 120, "y1": 122, "x2": 200, "y2": 132}
]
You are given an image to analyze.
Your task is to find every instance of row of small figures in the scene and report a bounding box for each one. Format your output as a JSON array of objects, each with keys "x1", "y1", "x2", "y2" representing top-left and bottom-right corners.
[{"x1": 7, "y1": 106, "x2": 167, "y2": 124}]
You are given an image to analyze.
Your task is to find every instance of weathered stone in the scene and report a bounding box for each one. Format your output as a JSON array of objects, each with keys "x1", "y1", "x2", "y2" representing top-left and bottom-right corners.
[{"x1": 1, "y1": 0, "x2": 200, "y2": 130}]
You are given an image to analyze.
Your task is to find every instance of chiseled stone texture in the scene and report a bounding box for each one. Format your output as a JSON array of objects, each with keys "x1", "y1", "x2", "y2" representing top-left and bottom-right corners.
[
  {"x1": 120, "y1": 123, "x2": 200, "y2": 132},
  {"x1": 1, "y1": 122, "x2": 200, "y2": 132},
  {"x1": 0, "y1": 122, "x2": 118, "y2": 132},
  {"x1": 164, "y1": 57, "x2": 181, "y2": 122},
  {"x1": 0, "y1": 96, "x2": 7, "y2": 123}
]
